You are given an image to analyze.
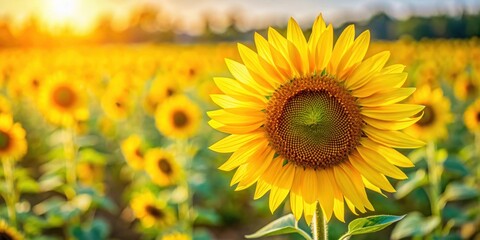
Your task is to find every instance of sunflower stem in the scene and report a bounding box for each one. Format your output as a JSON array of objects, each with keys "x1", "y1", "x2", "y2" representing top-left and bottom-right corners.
[
  {"x1": 3, "y1": 157, "x2": 18, "y2": 228},
  {"x1": 64, "y1": 127, "x2": 77, "y2": 200},
  {"x1": 426, "y1": 141, "x2": 441, "y2": 235},
  {"x1": 176, "y1": 139, "x2": 193, "y2": 237},
  {"x1": 311, "y1": 202, "x2": 327, "y2": 240}
]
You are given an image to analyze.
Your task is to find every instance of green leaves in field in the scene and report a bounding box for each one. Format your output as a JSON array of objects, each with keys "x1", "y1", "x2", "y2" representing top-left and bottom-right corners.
[
  {"x1": 391, "y1": 212, "x2": 441, "y2": 239},
  {"x1": 245, "y1": 214, "x2": 312, "y2": 239},
  {"x1": 441, "y1": 182, "x2": 479, "y2": 202},
  {"x1": 339, "y1": 215, "x2": 405, "y2": 240}
]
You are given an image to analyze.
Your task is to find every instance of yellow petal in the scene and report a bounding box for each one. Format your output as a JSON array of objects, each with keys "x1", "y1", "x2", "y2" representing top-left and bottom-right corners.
[
  {"x1": 360, "y1": 138, "x2": 414, "y2": 168},
  {"x1": 333, "y1": 197, "x2": 345, "y2": 222},
  {"x1": 363, "y1": 125, "x2": 425, "y2": 149},
  {"x1": 328, "y1": 24, "x2": 355, "y2": 75},
  {"x1": 381, "y1": 64, "x2": 405, "y2": 74},
  {"x1": 268, "y1": 27, "x2": 288, "y2": 54},
  {"x1": 207, "y1": 109, "x2": 264, "y2": 126},
  {"x1": 238, "y1": 43, "x2": 282, "y2": 88},
  {"x1": 214, "y1": 77, "x2": 267, "y2": 104},
  {"x1": 315, "y1": 24, "x2": 333, "y2": 73},
  {"x1": 337, "y1": 30, "x2": 370, "y2": 80},
  {"x1": 303, "y1": 201, "x2": 316, "y2": 225},
  {"x1": 353, "y1": 73, "x2": 408, "y2": 98},
  {"x1": 301, "y1": 168, "x2": 318, "y2": 204},
  {"x1": 345, "y1": 51, "x2": 390, "y2": 90},
  {"x1": 287, "y1": 17, "x2": 309, "y2": 75},
  {"x1": 208, "y1": 119, "x2": 263, "y2": 134},
  {"x1": 349, "y1": 151, "x2": 396, "y2": 192},
  {"x1": 357, "y1": 88, "x2": 416, "y2": 107},
  {"x1": 209, "y1": 131, "x2": 264, "y2": 153},
  {"x1": 361, "y1": 104, "x2": 425, "y2": 121},
  {"x1": 254, "y1": 179, "x2": 271, "y2": 200},
  {"x1": 290, "y1": 190, "x2": 304, "y2": 220},
  {"x1": 333, "y1": 164, "x2": 366, "y2": 213},
  {"x1": 269, "y1": 162, "x2": 295, "y2": 212},
  {"x1": 362, "y1": 176, "x2": 387, "y2": 196},
  {"x1": 210, "y1": 94, "x2": 264, "y2": 110},
  {"x1": 345, "y1": 198, "x2": 358, "y2": 215},
  {"x1": 308, "y1": 14, "x2": 326, "y2": 72},
  {"x1": 356, "y1": 146, "x2": 408, "y2": 179},
  {"x1": 225, "y1": 59, "x2": 270, "y2": 95},
  {"x1": 236, "y1": 148, "x2": 275, "y2": 190},
  {"x1": 364, "y1": 116, "x2": 421, "y2": 131},
  {"x1": 316, "y1": 169, "x2": 334, "y2": 221},
  {"x1": 219, "y1": 138, "x2": 269, "y2": 171},
  {"x1": 338, "y1": 162, "x2": 374, "y2": 211}
]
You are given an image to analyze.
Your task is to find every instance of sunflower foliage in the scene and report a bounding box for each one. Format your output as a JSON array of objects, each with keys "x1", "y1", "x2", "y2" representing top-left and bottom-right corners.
[{"x1": 0, "y1": 23, "x2": 478, "y2": 240}]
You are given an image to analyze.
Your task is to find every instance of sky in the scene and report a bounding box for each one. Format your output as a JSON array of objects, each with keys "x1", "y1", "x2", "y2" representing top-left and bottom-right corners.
[{"x1": 0, "y1": 0, "x2": 479, "y2": 35}]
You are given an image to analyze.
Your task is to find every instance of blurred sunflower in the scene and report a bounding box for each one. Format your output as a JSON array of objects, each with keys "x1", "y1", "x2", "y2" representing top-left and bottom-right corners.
[
  {"x1": 101, "y1": 86, "x2": 132, "y2": 120},
  {"x1": 39, "y1": 73, "x2": 89, "y2": 127},
  {"x1": 464, "y1": 99, "x2": 480, "y2": 133},
  {"x1": 0, "y1": 219, "x2": 24, "y2": 240},
  {"x1": 162, "y1": 232, "x2": 191, "y2": 240},
  {"x1": 130, "y1": 191, "x2": 175, "y2": 228},
  {"x1": 145, "y1": 148, "x2": 181, "y2": 186},
  {"x1": 0, "y1": 114, "x2": 27, "y2": 160},
  {"x1": 144, "y1": 74, "x2": 180, "y2": 115},
  {"x1": 405, "y1": 86, "x2": 453, "y2": 142},
  {"x1": 155, "y1": 95, "x2": 201, "y2": 140},
  {"x1": 120, "y1": 135, "x2": 146, "y2": 170},
  {"x1": 209, "y1": 15, "x2": 424, "y2": 223},
  {"x1": 454, "y1": 71, "x2": 479, "y2": 101}
]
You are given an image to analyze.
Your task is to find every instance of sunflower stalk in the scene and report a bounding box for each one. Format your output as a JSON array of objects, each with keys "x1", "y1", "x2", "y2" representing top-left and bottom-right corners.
[
  {"x1": 64, "y1": 127, "x2": 77, "y2": 200},
  {"x1": 426, "y1": 141, "x2": 442, "y2": 235},
  {"x1": 311, "y1": 203, "x2": 328, "y2": 240},
  {"x1": 2, "y1": 157, "x2": 18, "y2": 228},
  {"x1": 175, "y1": 139, "x2": 193, "y2": 236}
]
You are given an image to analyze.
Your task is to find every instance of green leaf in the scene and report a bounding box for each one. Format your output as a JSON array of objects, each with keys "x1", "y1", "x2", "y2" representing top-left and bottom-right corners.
[
  {"x1": 391, "y1": 212, "x2": 440, "y2": 240},
  {"x1": 245, "y1": 214, "x2": 312, "y2": 240},
  {"x1": 339, "y1": 215, "x2": 405, "y2": 240},
  {"x1": 442, "y1": 182, "x2": 479, "y2": 202},
  {"x1": 394, "y1": 169, "x2": 428, "y2": 199},
  {"x1": 443, "y1": 157, "x2": 469, "y2": 176}
]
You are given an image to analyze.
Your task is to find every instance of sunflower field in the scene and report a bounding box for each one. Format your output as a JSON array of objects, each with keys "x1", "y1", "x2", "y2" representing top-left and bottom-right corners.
[{"x1": 0, "y1": 13, "x2": 479, "y2": 240}]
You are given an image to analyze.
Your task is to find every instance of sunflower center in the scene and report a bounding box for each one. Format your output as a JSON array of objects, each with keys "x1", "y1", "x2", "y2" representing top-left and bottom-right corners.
[
  {"x1": 476, "y1": 111, "x2": 480, "y2": 122},
  {"x1": 265, "y1": 75, "x2": 363, "y2": 169},
  {"x1": 0, "y1": 130, "x2": 11, "y2": 151},
  {"x1": 145, "y1": 205, "x2": 164, "y2": 219},
  {"x1": 158, "y1": 158, "x2": 173, "y2": 174},
  {"x1": 172, "y1": 111, "x2": 188, "y2": 128},
  {"x1": 0, "y1": 231, "x2": 14, "y2": 240},
  {"x1": 53, "y1": 86, "x2": 76, "y2": 108},
  {"x1": 416, "y1": 105, "x2": 435, "y2": 126}
]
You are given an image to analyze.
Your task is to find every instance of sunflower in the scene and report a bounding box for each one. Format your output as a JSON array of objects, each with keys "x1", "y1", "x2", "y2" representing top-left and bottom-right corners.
[
  {"x1": 144, "y1": 148, "x2": 181, "y2": 186},
  {"x1": 405, "y1": 86, "x2": 453, "y2": 142},
  {"x1": 0, "y1": 114, "x2": 27, "y2": 160},
  {"x1": 464, "y1": 99, "x2": 480, "y2": 133},
  {"x1": 101, "y1": 85, "x2": 132, "y2": 120},
  {"x1": 209, "y1": 15, "x2": 424, "y2": 223},
  {"x1": 155, "y1": 95, "x2": 201, "y2": 140},
  {"x1": 0, "y1": 219, "x2": 24, "y2": 240},
  {"x1": 454, "y1": 71, "x2": 479, "y2": 101},
  {"x1": 161, "y1": 232, "x2": 191, "y2": 240},
  {"x1": 38, "y1": 72, "x2": 89, "y2": 127},
  {"x1": 130, "y1": 191, "x2": 176, "y2": 228},
  {"x1": 120, "y1": 135, "x2": 146, "y2": 170},
  {"x1": 144, "y1": 74, "x2": 180, "y2": 115}
]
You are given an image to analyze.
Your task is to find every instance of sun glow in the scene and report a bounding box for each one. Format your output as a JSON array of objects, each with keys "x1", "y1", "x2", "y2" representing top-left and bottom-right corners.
[{"x1": 41, "y1": 0, "x2": 94, "y2": 34}]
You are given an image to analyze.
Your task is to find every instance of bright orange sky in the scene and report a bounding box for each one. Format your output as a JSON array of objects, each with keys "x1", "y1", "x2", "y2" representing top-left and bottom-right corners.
[{"x1": 0, "y1": 0, "x2": 478, "y2": 35}]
